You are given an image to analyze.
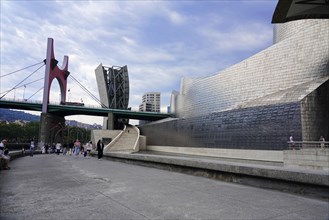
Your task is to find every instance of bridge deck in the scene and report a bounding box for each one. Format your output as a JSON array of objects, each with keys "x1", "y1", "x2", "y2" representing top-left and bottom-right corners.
[
  {"x1": 0, "y1": 99, "x2": 172, "y2": 120},
  {"x1": 0, "y1": 153, "x2": 328, "y2": 219}
]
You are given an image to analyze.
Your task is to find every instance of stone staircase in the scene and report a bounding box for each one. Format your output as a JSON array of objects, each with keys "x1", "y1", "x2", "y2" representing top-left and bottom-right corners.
[{"x1": 104, "y1": 124, "x2": 139, "y2": 153}]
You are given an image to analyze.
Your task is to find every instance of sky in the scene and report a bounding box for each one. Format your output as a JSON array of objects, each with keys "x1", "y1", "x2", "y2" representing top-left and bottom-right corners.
[{"x1": 0, "y1": 0, "x2": 278, "y2": 125}]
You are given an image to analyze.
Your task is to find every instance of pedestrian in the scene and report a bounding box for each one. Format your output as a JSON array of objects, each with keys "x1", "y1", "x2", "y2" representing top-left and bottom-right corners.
[
  {"x1": 97, "y1": 139, "x2": 104, "y2": 160},
  {"x1": 30, "y1": 139, "x2": 35, "y2": 157},
  {"x1": 45, "y1": 144, "x2": 49, "y2": 154},
  {"x1": 51, "y1": 143, "x2": 56, "y2": 154},
  {"x1": 74, "y1": 139, "x2": 81, "y2": 156},
  {"x1": 319, "y1": 136, "x2": 325, "y2": 149},
  {"x1": 63, "y1": 142, "x2": 68, "y2": 155},
  {"x1": 86, "y1": 141, "x2": 92, "y2": 157},
  {"x1": 0, "y1": 139, "x2": 10, "y2": 170},
  {"x1": 68, "y1": 141, "x2": 74, "y2": 156},
  {"x1": 22, "y1": 147, "x2": 25, "y2": 156},
  {"x1": 81, "y1": 144, "x2": 85, "y2": 155},
  {"x1": 55, "y1": 141, "x2": 61, "y2": 155},
  {"x1": 289, "y1": 135, "x2": 295, "y2": 150},
  {"x1": 41, "y1": 143, "x2": 45, "y2": 154}
]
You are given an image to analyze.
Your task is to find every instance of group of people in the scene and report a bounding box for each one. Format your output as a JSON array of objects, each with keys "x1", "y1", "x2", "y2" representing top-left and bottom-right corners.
[
  {"x1": 0, "y1": 138, "x2": 105, "y2": 170},
  {"x1": 41, "y1": 139, "x2": 94, "y2": 157},
  {"x1": 39, "y1": 139, "x2": 105, "y2": 159},
  {"x1": 289, "y1": 135, "x2": 326, "y2": 149}
]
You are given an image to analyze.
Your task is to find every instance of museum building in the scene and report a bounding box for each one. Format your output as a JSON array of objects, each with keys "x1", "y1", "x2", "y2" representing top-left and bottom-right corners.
[{"x1": 139, "y1": 19, "x2": 329, "y2": 150}]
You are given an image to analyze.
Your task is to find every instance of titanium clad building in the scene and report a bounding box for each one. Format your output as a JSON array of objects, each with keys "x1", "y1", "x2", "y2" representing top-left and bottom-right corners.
[{"x1": 139, "y1": 19, "x2": 329, "y2": 150}]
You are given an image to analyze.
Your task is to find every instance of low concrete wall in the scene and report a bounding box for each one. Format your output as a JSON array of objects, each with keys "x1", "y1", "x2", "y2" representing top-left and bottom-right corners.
[
  {"x1": 284, "y1": 149, "x2": 329, "y2": 170},
  {"x1": 1, "y1": 150, "x2": 42, "y2": 170},
  {"x1": 91, "y1": 129, "x2": 121, "y2": 148},
  {"x1": 139, "y1": 136, "x2": 147, "y2": 151},
  {"x1": 146, "y1": 146, "x2": 283, "y2": 163}
]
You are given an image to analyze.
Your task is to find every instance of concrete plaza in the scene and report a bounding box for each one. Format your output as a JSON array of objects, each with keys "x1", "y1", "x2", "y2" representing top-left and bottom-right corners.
[{"x1": 0, "y1": 154, "x2": 328, "y2": 220}]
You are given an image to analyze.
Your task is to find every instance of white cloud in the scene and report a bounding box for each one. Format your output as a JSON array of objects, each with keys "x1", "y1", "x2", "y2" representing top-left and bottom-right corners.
[
  {"x1": 0, "y1": 1, "x2": 276, "y2": 125},
  {"x1": 198, "y1": 22, "x2": 273, "y2": 52},
  {"x1": 167, "y1": 10, "x2": 186, "y2": 25}
]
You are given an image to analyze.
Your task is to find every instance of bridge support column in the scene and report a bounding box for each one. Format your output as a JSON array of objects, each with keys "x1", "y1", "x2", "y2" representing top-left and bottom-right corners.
[
  {"x1": 106, "y1": 113, "x2": 115, "y2": 130},
  {"x1": 39, "y1": 113, "x2": 65, "y2": 148}
]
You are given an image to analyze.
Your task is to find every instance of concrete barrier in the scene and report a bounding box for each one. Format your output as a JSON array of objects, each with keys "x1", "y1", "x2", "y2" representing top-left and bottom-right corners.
[
  {"x1": 1, "y1": 150, "x2": 42, "y2": 170},
  {"x1": 146, "y1": 145, "x2": 283, "y2": 163},
  {"x1": 284, "y1": 148, "x2": 329, "y2": 170}
]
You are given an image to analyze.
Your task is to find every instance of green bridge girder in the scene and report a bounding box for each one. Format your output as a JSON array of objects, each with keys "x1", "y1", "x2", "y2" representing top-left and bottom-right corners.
[{"x1": 0, "y1": 99, "x2": 172, "y2": 121}]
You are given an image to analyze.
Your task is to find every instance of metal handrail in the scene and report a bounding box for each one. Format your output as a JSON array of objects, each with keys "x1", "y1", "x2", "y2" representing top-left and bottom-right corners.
[
  {"x1": 0, "y1": 97, "x2": 167, "y2": 113},
  {"x1": 132, "y1": 125, "x2": 140, "y2": 153},
  {"x1": 103, "y1": 125, "x2": 126, "y2": 152},
  {"x1": 287, "y1": 141, "x2": 329, "y2": 149}
]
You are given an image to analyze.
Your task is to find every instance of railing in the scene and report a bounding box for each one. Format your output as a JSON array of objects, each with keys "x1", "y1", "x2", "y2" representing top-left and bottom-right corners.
[
  {"x1": 0, "y1": 97, "x2": 168, "y2": 113},
  {"x1": 103, "y1": 125, "x2": 127, "y2": 152},
  {"x1": 287, "y1": 141, "x2": 329, "y2": 150},
  {"x1": 132, "y1": 125, "x2": 140, "y2": 153}
]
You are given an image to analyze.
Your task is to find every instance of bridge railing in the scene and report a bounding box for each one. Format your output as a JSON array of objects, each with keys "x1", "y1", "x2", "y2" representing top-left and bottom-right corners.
[
  {"x1": 0, "y1": 97, "x2": 167, "y2": 114},
  {"x1": 1, "y1": 97, "x2": 43, "y2": 104},
  {"x1": 287, "y1": 141, "x2": 329, "y2": 150}
]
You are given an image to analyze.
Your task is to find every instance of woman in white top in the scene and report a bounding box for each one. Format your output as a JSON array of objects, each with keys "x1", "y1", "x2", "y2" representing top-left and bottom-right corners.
[
  {"x1": 86, "y1": 141, "x2": 92, "y2": 156},
  {"x1": 55, "y1": 141, "x2": 62, "y2": 155},
  {"x1": 30, "y1": 139, "x2": 35, "y2": 157}
]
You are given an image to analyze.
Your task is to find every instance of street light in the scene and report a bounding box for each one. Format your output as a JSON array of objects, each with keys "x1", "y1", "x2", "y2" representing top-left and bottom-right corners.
[
  {"x1": 23, "y1": 85, "x2": 26, "y2": 100},
  {"x1": 68, "y1": 89, "x2": 71, "y2": 102}
]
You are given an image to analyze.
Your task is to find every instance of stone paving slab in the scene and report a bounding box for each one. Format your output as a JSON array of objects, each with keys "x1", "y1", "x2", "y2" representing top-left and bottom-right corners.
[{"x1": 1, "y1": 154, "x2": 329, "y2": 220}]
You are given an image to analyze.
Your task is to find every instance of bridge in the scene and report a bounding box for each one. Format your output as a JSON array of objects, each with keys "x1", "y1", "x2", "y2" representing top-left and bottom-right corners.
[
  {"x1": 0, "y1": 98, "x2": 172, "y2": 121},
  {"x1": 0, "y1": 38, "x2": 172, "y2": 145}
]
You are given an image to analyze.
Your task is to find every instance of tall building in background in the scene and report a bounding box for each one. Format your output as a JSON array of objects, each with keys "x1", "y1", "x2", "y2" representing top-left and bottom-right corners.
[{"x1": 139, "y1": 92, "x2": 161, "y2": 112}]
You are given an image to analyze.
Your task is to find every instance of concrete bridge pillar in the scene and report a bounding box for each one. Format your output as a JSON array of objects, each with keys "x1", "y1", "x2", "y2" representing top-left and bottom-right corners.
[
  {"x1": 39, "y1": 113, "x2": 65, "y2": 148},
  {"x1": 106, "y1": 113, "x2": 115, "y2": 130}
]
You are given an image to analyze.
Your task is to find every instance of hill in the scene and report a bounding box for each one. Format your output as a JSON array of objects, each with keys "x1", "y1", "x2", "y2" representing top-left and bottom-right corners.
[
  {"x1": 0, "y1": 108, "x2": 101, "y2": 129},
  {"x1": 0, "y1": 109, "x2": 39, "y2": 122}
]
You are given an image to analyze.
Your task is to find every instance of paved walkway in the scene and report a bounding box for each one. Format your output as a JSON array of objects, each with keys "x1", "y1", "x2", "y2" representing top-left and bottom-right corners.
[{"x1": 0, "y1": 154, "x2": 328, "y2": 220}]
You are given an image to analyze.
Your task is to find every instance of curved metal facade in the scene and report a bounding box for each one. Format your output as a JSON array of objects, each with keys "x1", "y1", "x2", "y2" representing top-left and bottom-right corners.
[{"x1": 140, "y1": 20, "x2": 329, "y2": 150}]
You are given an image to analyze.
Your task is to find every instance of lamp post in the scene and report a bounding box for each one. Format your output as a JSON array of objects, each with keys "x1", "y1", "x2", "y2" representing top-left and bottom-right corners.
[
  {"x1": 23, "y1": 85, "x2": 26, "y2": 100},
  {"x1": 68, "y1": 88, "x2": 71, "y2": 102}
]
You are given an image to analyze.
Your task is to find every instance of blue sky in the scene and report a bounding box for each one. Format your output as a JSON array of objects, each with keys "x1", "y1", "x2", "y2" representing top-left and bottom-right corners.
[{"x1": 0, "y1": 0, "x2": 278, "y2": 125}]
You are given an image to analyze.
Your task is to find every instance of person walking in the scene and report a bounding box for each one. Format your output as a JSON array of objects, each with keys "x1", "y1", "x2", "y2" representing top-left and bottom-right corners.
[
  {"x1": 68, "y1": 141, "x2": 74, "y2": 156},
  {"x1": 74, "y1": 139, "x2": 81, "y2": 156},
  {"x1": 86, "y1": 141, "x2": 92, "y2": 157},
  {"x1": 289, "y1": 135, "x2": 295, "y2": 150},
  {"x1": 63, "y1": 142, "x2": 68, "y2": 155},
  {"x1": 30, "y1": 139, "x2": 35, "y2": 157},
  {"x1": 97, "y1": 139, "x2": 104, "y2": 160},
  {"x1": 55, "y1": 141, "x2": 62, "y2": 155}
]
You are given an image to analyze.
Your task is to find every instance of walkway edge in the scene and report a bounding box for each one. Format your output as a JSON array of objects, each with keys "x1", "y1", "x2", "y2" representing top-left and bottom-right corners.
[{"x1": 102, "y1": 151, "x2": 329, "y2": 187}]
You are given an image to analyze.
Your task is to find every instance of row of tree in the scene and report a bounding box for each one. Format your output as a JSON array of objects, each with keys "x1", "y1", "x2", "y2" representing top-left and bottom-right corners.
[{"x1": 0, "y1": 121, "x2": 91, "y2": 144}]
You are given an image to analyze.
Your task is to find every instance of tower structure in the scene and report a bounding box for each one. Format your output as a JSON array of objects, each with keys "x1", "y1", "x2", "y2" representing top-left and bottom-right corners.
[
  {"x1": 39, "y1": 38, "x2": 70, "y2": 147},
  {"x1": 95, "y1": 64, "x2": 129, "y2": 129}
]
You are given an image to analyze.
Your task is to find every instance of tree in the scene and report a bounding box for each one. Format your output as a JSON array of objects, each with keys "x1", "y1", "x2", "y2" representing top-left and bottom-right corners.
[{"x1": 24, "y1": 121, "x2": 40, "y2": 141}]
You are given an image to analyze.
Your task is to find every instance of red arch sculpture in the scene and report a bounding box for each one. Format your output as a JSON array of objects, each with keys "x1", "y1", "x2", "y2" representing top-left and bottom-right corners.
[{"x1": 42, "y1": 38, "x2": 69, "y2": 113}]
